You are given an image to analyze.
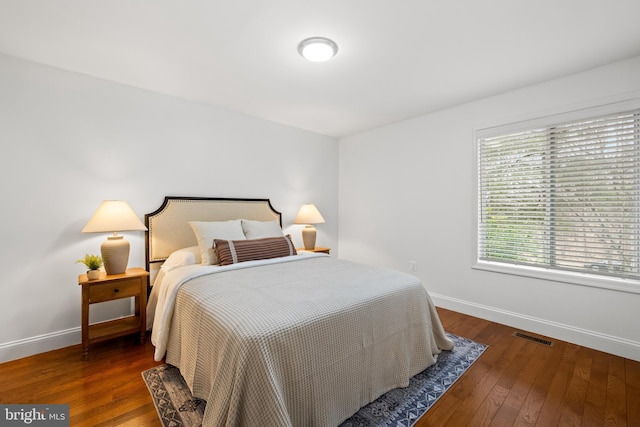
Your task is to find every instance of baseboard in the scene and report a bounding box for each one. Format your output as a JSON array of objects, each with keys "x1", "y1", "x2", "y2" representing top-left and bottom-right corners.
[
  {"x1": 3, "y1": 297, "x2": 638, "y2": 364},
  {"x1": 0, "y1": 327, "x2": 81, "y2": 364},
  {"x1": 431, "y1": 293, "x2": 640, "y2": 362}
]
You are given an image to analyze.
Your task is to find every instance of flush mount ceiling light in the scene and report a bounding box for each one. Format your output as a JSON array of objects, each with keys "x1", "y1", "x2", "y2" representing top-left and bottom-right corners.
[{"x1": 297, "y1": 37, "x2": 338, "y2": 62}]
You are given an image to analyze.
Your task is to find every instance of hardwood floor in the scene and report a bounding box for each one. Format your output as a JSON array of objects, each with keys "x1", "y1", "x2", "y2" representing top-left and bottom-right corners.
[
  {"x1": 418, "y1": 309, "x2": 639, "y2": 427},
  {"x1": 0, "y1": 308, "x2": 638, "y2": 426},
  {"x1": 0, "y1": 335, "x2": 164, "y2": 426}
]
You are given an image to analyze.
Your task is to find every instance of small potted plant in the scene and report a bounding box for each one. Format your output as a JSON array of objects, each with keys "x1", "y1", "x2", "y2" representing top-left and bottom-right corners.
[{"x1": 77, "y1": 254, "x2": 103, "y2": 280}]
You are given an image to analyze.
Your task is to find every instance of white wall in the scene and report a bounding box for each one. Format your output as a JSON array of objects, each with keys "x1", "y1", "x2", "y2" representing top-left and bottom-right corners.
[
  {"x1": 0, "y1": 54, "x2": 338, "y2": 362},
  {"x1": 339, "y1": 55, "x2": 640, "y2": 361}
]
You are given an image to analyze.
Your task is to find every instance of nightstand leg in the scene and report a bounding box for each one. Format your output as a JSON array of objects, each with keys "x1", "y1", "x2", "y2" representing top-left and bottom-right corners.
[
  {"x1": 81, "y1": 286, "x2": 90, "y2": 360},
  {"x1": 139, "y1": 288, "x2": 147, "y2": 344}
]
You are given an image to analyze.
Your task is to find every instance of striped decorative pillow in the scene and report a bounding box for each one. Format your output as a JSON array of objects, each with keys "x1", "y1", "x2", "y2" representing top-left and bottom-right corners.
[{"x1": 214, "y1": 235, "x2": 297, "y2": 266}]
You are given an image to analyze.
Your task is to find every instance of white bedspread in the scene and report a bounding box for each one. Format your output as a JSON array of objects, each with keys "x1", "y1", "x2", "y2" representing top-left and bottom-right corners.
[
  {"x1": 149, "y1": 253, "x2": 326, "y2": 361},
  {"x1": 150, "y1": 255, "x2": 453, "y2": 427}
]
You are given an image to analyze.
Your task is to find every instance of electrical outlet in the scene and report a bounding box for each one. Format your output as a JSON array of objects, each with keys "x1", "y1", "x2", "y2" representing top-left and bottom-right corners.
[{"x1": 410, "y1": 260, "x2": 417, "y2": 271}]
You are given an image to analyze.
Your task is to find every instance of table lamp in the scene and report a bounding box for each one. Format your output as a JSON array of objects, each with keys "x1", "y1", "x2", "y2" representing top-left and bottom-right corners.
[
  {"x1": 82, "y1": 200, "x2": 148, "y2": 275},
  {"x1": 293, "y1": 204, "x2": 325, "y2": 250}
]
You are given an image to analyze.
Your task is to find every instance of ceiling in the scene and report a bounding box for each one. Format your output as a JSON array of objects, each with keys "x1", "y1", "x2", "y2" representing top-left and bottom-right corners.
[{"x1": 2, "y1": 1, "x2": 640, "y2": 138}]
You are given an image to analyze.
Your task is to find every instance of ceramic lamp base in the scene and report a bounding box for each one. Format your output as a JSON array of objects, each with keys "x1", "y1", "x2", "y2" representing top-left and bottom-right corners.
[
  {"x1": 101, "y1": 235, "x2": 129, "y2": 275},
  {"x1": 301, "y1": 225, "x2": 317, "y2": 250}
]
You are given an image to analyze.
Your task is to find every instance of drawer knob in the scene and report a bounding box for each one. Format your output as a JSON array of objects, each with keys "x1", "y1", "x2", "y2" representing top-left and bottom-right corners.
[{"x1": 114, "y1": 288, "x2": 119, "y2": 293}]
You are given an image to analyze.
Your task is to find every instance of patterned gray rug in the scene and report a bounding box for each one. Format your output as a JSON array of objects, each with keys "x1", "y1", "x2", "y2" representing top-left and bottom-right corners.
[{"x1": 142, "y1": 333, "x2": 486, "y2": 427}]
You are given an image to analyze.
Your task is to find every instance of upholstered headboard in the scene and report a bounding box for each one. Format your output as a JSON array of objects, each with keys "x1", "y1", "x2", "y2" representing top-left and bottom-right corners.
[{"x1": 144, "y1": 197, "x2": 281, "y2": 283}]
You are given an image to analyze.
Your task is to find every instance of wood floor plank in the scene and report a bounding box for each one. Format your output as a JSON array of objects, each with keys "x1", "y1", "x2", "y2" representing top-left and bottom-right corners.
[
  {"x1": 470, "y1": 336, "x2": 529, "y2": 421},
  {"x1": 581, "y1": 349, "x2": 609, "y2": 427},
  {"x1": 487, "y1": 340, "x2": 543, "y2": 426},
  {"x1": 514, "y1": 339, "x2": 569, "y2": 426},
  {"x1": 557, "y1": 346, "x2": 592, "y2": 426},
  {"x1": 0, "y1": 308, "x2": 638, "y2": 427},
  {"x1": 626, "y1": 359, "x2": 640, "y2": 427},
  {"x1": 430, "y1": 323, "x2": 522, "y2": 425},
  {"x1": 521, "y1": 341, "x2": 577, "y2": 426},
  {"x1": 605, "y1": 355, "x2": 628, "y2": 427}
]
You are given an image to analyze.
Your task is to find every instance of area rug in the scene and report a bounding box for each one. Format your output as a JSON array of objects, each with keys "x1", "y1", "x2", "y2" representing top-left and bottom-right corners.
[{"x1": 142, "y1": 333, "x2": 487, "y2": 427}]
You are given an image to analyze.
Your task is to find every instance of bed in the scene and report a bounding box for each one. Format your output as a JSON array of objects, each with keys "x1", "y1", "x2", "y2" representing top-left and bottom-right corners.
[{"x1": 145, "y1": 196, "x2": 454, "y2": 427}]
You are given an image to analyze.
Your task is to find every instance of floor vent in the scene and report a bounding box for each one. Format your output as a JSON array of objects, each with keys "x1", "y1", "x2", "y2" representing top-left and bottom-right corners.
[{"x1": 513, "y1": 331, "x2": 553, "y2": 347}]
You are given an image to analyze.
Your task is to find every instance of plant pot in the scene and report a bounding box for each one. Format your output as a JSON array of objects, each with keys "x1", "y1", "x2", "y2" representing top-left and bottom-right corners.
[{"x1": 87, "y1": 270, "x2": 101, "y2": 280}]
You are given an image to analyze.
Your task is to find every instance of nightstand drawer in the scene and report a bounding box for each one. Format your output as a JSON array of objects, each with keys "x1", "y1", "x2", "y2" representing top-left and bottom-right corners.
[{"x1": 89, "y1": 278, "x2": 141, "y2": 303}]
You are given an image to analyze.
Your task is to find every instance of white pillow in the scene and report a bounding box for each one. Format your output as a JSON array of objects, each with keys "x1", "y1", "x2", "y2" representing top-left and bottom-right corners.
[
  {"x1": 161, "y1": 246, "x2": 201, "y2": 272},
  {"x1": 189, "y1": 220, "x2": 246, "y2": 264},
  {"x1": 241, "y1": 219, "x2": 284, "y2": 239}
]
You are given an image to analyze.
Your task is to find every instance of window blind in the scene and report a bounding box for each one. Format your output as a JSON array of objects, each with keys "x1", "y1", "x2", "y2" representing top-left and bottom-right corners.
[{"x1": 478, "y1": 109, "x2": 640, "y2": 280}]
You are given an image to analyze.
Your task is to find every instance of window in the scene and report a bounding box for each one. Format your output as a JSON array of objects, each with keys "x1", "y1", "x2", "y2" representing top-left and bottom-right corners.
[{"x1": 476, "y1": 104, "x2": 640, "y2": 290}]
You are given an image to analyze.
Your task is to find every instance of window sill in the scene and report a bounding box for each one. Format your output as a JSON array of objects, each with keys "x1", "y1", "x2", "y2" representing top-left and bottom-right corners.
[{"x1": 473, "y1": 260, "x2": 640, "y2": 295}]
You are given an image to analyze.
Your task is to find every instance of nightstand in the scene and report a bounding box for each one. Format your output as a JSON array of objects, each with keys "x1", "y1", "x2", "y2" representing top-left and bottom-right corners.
[
  {"x1": 78, "y1": 268, "x2": 149, "y2": 360},
  {"x1": 297, "y1": 247, "x2": 330, "y2": 254}
]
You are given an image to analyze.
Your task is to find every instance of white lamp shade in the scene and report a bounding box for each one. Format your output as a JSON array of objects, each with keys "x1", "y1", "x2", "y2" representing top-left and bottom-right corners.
[
  {"x1": 293, "y1": 204, "x2": 325, "y2": 225},
  {"x1": 82, "y1": 200, "x2": 147, "y2": 233}
]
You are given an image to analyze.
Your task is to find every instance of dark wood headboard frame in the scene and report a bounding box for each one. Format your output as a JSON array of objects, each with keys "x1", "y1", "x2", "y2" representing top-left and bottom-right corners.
[{"x1": 144, "y1": 196, "x2": 282, "y2": 288}]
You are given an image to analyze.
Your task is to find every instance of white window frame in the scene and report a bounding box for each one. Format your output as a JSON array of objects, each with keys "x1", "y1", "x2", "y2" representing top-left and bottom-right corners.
[{"x1": 473, "y1": 98, "x2": 640, "y2": 295}]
